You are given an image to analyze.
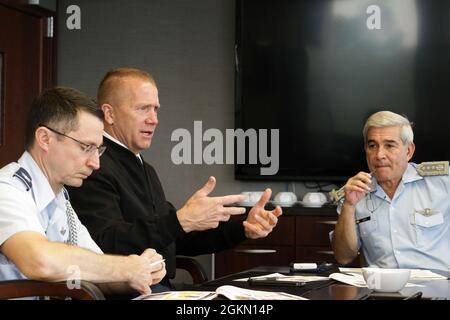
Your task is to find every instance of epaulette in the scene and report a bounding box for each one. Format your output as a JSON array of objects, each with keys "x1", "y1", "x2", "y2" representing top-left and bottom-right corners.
[
  {"x1": 416, "y1": 161, "x2": 449, "y2": 177},
  {"x1": 13, "y1": 167, "x2": 32, "y2": 191}
]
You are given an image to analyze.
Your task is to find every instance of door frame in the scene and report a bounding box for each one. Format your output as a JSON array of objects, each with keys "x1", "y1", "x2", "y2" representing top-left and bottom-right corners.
[
  {"x1": 0, "y1": 0, "x2": 57, "y2": 90},
  {"x1": 0, "y1": 0, "x2": 57, "y2": 166}
]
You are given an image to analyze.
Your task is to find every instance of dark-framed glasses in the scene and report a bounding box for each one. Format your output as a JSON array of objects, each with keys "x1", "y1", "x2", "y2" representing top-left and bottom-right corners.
[{"x1": 40, "y1": 124, "x2": 106, "y2": 157}]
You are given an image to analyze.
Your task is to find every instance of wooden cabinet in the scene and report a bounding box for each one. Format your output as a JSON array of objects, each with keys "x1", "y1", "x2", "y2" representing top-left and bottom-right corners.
[{"x1": 214, "y1": 206, "x2": 344, "y2": 278}]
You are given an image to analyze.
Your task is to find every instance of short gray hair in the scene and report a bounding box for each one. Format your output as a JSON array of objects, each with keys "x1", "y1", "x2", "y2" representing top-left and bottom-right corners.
[{"x1": 363, "y1": 111, "x2": 414, "y2": 145}]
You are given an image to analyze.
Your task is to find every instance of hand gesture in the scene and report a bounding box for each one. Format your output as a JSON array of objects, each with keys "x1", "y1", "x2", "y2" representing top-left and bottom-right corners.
[
  {"x1": 244, "y1": 188, "x2": 282, "y2": 239},
  {"x1": 177, "y1": 176, "x2": 247, "y2": 232}
]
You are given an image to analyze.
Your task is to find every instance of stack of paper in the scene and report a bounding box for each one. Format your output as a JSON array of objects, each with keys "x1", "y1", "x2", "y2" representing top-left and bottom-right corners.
[
  {"x1": 338, "y1": 267, "x2": 447, "y2": 280},
  {"x1": 329, "y1": 273, "x2": 366, "y2": 287},
  {"x1": 330, "y1": 268, "x2": 447, "y2": 288},
  {"x1": 410, "y1": 269, "x2": 448, "y2": 280}
]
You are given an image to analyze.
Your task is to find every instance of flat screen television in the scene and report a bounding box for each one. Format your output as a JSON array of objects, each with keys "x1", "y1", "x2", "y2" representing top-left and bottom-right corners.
[{"x1": 235, "y1": 0, "x2": 450, "y2": 181}]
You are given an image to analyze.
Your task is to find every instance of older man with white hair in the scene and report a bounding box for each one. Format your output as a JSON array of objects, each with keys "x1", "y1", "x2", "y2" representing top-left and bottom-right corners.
[{"x1": 332, "y1": 111, "x2": 450, "y2": 272}]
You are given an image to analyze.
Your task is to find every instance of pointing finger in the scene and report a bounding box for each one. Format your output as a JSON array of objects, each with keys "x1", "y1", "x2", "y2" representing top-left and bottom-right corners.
[
  {"x1": 255, "y1": 188, "x2": 272, "y2": 207},
  {"x1": 215, "y1": 194, "x2": 247, "y2": 205}
]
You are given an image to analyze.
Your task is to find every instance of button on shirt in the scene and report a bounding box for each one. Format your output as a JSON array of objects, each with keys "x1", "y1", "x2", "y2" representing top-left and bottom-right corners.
[
  {"x1": 336, "y1": 163, "x2": 450, "y2": 272},
  {"x1": 0, "y1": 152, "x2": 102, "y2": 281}
]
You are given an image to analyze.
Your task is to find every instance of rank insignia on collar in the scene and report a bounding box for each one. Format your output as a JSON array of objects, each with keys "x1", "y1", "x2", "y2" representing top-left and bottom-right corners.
[
  {"x1": 13, "y1": 167, "x2": 32, "y2": 191},
  {"x1": 416, "y1": 161, "x2": 449, "y2": 177}
]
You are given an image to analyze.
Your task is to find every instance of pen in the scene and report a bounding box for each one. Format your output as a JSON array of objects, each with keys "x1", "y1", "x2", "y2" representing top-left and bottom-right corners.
[
  {"x1": 149, "y1": 259, "x2": 165, "y2": 268},
  {"x1": 404, "y1": 291, "x2": 423, "y2": 300}
]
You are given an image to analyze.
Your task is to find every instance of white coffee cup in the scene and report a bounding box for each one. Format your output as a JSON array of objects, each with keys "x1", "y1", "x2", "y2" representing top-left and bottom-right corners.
[
  {"x1": 240, "y1": 191, "x2": 263, "y2": 205},
  {"x1": 302, "y1": 192, "x2": 327, "y2": 206},
  {"x1": 274, "y1": 192, "x2": 297, "y2": 204},
  {"x1": 362, "y1": 268, "x2": 411, "y2": 292}
]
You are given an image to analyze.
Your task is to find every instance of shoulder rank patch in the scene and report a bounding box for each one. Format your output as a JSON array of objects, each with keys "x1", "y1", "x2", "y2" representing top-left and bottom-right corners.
[
  {"x1": 13, "y1": 167, "x2": 32, "y2": 191},
  {"x1": 416, "y1": 161, "x2": 449, "y2": 177}
]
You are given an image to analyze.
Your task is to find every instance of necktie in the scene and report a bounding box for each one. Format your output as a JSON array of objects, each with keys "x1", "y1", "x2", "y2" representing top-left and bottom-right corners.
[
  {"x1": 63, "y1": 189, "x2": 78, "y2": 246},
  {"x1": 65, "y1": 200, "x2": 78, "y2": 246}
]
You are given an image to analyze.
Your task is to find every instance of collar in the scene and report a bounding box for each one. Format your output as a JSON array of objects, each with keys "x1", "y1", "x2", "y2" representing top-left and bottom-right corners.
[
  {"x1": 402, "y1": 162, "x2": 423, "y2": 184},
  {"x1": 372, "y1": 162, "x2": 422, "y2": 200},
  {"x1": 17, "y1": 151, "x2": 61, "y2": 212},
  {"x1": 103, "y1": 131, "x2": 143, "y2": 163}
]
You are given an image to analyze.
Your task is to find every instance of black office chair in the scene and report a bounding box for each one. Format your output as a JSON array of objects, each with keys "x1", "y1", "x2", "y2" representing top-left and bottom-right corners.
[
  {"x1": 0, "y1": 279, "x2": 105, "y2": 300},
  {"x1": 175, "y1": 256, "x2": 208, "y2": 284}
]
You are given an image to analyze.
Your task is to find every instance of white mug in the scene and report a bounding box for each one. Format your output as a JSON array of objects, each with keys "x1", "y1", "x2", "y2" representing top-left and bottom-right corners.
[
  {"x1": 240, "y1": 191, "x2": 263, "y2": 204},
  {"x1": 302, "y1": 192, "x2": 327, "y2": 205},
  {"x1": 274, "y1": 192, "x2": 297, "y2": 204}
]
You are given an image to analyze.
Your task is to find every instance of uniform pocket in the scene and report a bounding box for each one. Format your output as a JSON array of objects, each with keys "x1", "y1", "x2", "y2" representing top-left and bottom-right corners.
[
  {"x1": 359, "y1": 219, "x2": 378, "y2": 237},
  {"x1": 411, "y1": 211, "x2": 445, "y2": 247},
  {"x1": 414, "y1": 212, "x2": 444, "y2": 228}
]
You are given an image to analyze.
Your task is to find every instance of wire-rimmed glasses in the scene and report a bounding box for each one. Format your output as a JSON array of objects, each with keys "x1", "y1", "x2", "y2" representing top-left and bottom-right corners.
[{"x1": 40, "y1": 124, "x2": 106, "y2": 157}]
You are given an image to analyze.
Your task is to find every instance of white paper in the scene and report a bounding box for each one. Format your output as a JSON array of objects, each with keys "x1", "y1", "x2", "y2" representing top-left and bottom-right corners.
[
  {"x1": 329, "y1": 273, "x2": 367, "y2": 287},
  {"x1": 338, "y1": 268, "x2": 447, "y2": 280},
  {"x1": 134, "y1": 291, "x2": 217, "y2": 300},
  {"x1": 410, "y1": 269, "x2": 448, "y2": 280},
  {"x1": 329, "y1": 272, "x2": 424, "y2": 288},
  {"x1": 338, "y1": 267, "x2": 362, "y2": 273},
  {"x1": 216, "y1": 285, "x2": 307, "y2": 300}
]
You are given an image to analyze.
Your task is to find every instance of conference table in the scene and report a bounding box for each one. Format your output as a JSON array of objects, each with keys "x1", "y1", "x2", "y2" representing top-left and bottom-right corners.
[{"x1": 194, "y1": 266, "x2": 450, "y2": 300}]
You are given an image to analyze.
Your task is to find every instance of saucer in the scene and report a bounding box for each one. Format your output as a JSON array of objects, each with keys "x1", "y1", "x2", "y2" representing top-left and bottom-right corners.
[
  {"x1": 271, "y1": 200, "x2": 297, "y2": 207},
  {"x1": 300, "y1": 201, "x2": 324, "y2": 208}
]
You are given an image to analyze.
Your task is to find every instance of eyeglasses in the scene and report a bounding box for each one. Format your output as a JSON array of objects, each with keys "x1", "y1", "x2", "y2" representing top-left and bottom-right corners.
[
  {"x1": 40, "y1": 124, "x2": 106, "y2": 157},
  {"x1": 364, "y1": 172, "x2": 388, "y2": 213}
]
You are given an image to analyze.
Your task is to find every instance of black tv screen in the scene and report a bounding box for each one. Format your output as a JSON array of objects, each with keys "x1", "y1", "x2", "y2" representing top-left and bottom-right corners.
[{"x1": 235, "y1": 0, "x2": 450, "y2": 181}]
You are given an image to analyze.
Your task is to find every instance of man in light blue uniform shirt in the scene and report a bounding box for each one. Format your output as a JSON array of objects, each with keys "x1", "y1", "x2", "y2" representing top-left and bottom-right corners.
[
  {"x1": 0, "y1": 152, "x2": 103, "y2": 280},
  {"x1": 332, "y1": 111, "x2": 449, "y2": 272},
  {"x1": 0, "y1": 87, "x2": 166, "y2": 296}
]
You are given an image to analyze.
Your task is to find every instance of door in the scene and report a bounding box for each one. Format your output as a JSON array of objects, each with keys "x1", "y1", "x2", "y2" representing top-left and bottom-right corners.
[{"x1": 0, "y1": 1, "x2": 55, "y2": 166}]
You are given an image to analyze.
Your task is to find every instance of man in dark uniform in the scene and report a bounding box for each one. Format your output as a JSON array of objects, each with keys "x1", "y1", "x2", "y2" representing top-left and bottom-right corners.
[{"x1": 68, "y1": 68, "x2": 282, "y2": 286}]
